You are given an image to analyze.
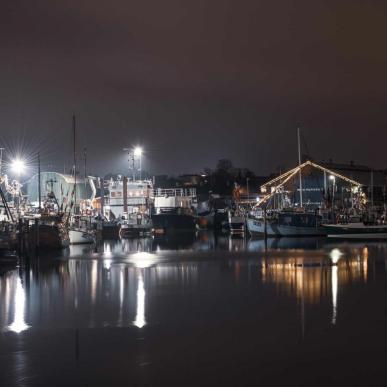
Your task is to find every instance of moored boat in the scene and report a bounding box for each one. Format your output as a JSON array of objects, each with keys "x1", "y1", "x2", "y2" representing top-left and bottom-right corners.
[
  {"x1": 152, "y1": 188, "x2": 197, "y2": 234},
  {"x1": 247, "y1": 210, "x2": 326, "y2": 237},
  {"x1": 228, "y1": 210, "x2": 245, "y2": 235},
  {"x1": 152, "y1": 208, "x2": 197, "y2": 234},
  {"x1": 29, "y1": 214, "x2": 70, "y2": 249},
  {"x1": 119, "y1": 213, "x2": 152, "y2": 237},
  {"x1": 69, "y1": 228, "x2": 96, "y2": 244},
  {"x1": 323, "y1": 222, "x2": 387, "y2": 239}
]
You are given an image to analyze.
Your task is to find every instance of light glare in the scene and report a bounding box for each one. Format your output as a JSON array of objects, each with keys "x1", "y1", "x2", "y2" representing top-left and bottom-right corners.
[
  {"x1": 134, "y1": 147, "x2": 142, "y2": 157},
  {"x1": 11, "y1": 158, "x2": 26, "y2": 175}
]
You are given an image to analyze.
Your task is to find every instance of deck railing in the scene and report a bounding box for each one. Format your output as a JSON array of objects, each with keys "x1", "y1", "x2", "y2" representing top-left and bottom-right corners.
[{"x1": 151, "y1": 188, "x2": 196, "y2": 198}]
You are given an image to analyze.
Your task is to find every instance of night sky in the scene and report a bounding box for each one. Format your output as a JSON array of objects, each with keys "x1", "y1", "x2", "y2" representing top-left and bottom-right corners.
[{"x1": 1, "y1": 0, "x2": 387, "y2": 176}]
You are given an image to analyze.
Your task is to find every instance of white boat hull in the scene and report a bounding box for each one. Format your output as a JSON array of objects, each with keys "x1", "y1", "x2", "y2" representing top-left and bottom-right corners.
[
  {"x1": 327, "y1": 233, "x2": 387, "y2": 239},
  {"x1": 324, "y1": 223, "x2": 387, "y2": 239},
  {"x1": 247, "y1": 218, "x2": 326, "y2": 237},
  {"x1": 69, "y1": 229, "x2": 96, "y2": 244}
]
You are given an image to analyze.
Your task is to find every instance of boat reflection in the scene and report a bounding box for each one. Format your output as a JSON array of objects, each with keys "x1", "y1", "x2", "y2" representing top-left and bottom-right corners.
[{"x1": 0, "y1": 241, "x2": 378, "y2": 333}]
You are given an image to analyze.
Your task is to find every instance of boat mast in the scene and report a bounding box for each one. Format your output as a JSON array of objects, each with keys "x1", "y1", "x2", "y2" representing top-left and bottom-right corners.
[
  {"x1": 83, "y1": 147, "x2": 87, "y2": 190},
  {"x1": 73, "y1": 115, "x2": 77, "y2": 214},
  {"x1": 297, "y1": 127, "x2": 303, "y2": 207},
  {"x1": 371, "y1": 169, "x2": 374, "y2": 215},
  {"x1": 0, "y1": 147, "x2": 3, "y2": 176},
  {"x1": 38, "y1": 152, "x2": 41, "y2": 210}
]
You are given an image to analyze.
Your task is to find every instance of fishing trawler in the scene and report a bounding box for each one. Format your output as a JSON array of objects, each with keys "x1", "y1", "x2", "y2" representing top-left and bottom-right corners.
[
  {"x1": 227, "y1": 209, "x2": 245, "y2": 235},
  {"x1": 28, "y1": 188, "x2": 70, "y2": 249},
  {"x1": 152, "y1": 188, "x2": 197, "y2": 233},
  {"x1": 30, "y1": 212, "x2": 70, "y2": 249},
  {"x1": 227, "y1": 184, "x2": 245, "y2": 235},
  {"x1": 0, "y1": 182, "x2": 17, "y2": 252},
  {"x1": 247, "y1": 209, "x2": 325, "y2": 237},
  {"x1": 100, "y1": 176, "x2": 153, "y2": 237},
  {"x1": 247, "y1": 129, "x2": 363, "y2": 238},
  {"x1": 119, "y1": 213, "x2": 152, "y2": 237}
]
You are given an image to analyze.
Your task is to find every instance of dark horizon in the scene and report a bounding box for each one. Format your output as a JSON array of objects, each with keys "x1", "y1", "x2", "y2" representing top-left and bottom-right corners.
[{"x1": 1, "y1": 1, "x2": 387, "y2": 176}]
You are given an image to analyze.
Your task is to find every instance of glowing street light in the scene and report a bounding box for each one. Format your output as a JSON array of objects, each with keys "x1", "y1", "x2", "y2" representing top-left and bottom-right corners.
[
  {"x1": 134, "y1": 147, "x2": 143, "y2": 180},
  {"x1": 11, "y1": 158, "x2": 26, "y2": 176},
  {"x1": 134, "y1": 147, "x2": 142, "y2": 157}
]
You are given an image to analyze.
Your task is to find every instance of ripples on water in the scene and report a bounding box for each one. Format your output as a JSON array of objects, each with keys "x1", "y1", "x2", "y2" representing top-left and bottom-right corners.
[{"x1": 1, "y1": 233, "x2": 387, "y2": 386}]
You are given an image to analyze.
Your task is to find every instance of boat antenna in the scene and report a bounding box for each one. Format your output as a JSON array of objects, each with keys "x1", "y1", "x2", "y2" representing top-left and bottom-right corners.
[{"x1": 297, "y1": 127, "x2": 303, "y2": 207}]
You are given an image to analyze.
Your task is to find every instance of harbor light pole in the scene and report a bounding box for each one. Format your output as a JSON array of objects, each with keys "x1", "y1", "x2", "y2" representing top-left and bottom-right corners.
[
  {"x1": 134, "y1": 147, "x2": 142, "y2": 181},
  {"x1": 0, "y1": 148, "x2": 4, "y2": 177},
  {"x1": 124, "y1": 147, "x2": 143, "y2": 181},
  {"x1": 330, "y1": 175, "x2": 336, "y2": 221}
]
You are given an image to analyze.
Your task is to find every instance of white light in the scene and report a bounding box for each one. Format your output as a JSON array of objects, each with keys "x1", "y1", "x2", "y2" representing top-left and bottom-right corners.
[
  {"x1": 332, "y1": 265, "x2": 338, "y2": 325},
  {"x1": 103, "y1": 259, "x2": 112, "y2": 270},
  {"x1": 129, "y1": 252, "x2": 157, "y2": 268},
  {"x1": 11, "y1": 158, "x2": 26, "y2": 175},
  {"x1": 134, "y1": 147, "x2": 142, "y2": 157},
  {"x1": 329, "y1": 175, "x2": 335, "y2": 181},
  {"x1": 330, "y1": 248, "x2": 342, "y2": 264},
  {"x1": 256, "y1": 197, "x2": 260, "y2": 203},
  {"x1": 8, "y1": 276, "x2": 29, "y2": 334},
  {"x1": 133, "y1": 272, "x2": 146, "y2": 328}
]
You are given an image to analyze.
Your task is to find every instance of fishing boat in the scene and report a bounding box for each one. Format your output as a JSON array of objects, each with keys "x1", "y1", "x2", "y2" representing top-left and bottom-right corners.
[
  {"x1": 152, "y1": 208, "x2": 197, "y2": 234},
  {"x1": 69, "y1": 228, "x2": 95, "y2": 244},
  {"x1": 29, "y1": 213, "x2": 70, "y2": 249},
  {"x1": 152, "y1": 188, "x2": 197, "y2": 234},
  {"x1": 247, "y1": 129, "x2": 364, "y2": 238},
  {"x1": 247, "y1": 210, "x2": 326, "y2": 237},
  {"x1": 0, "y1": 221, "x2": 17, "y2": 251},
  {"x1": 69, "y1": 215, "x2": 96, "y2": 244},
  {"x1": 102, "y1": 220, "x2": 121, "y2": 239},
  {"x1": 323, "y1": 222, "x2": 387, "y2": 239},
  {"x1": 227, "y1": 209, "x2": 245, "y2": 235},
  {"x1": 119, "y1": 213, "x2": 152, "y2": 237},
  {"x1": 28, "y1": 179, "x2": 70, "y2": 249}
]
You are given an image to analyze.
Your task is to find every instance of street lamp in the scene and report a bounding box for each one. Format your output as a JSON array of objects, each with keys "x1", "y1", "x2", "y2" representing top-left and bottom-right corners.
[
  {"x1": 134, "y1": 147, "x2": 142, "y2": 180},
  {"x1": 11, "y1": 158, "x2": 26, "y2": 176},
  {"x1": 123, "y1": 147, "x2": 143, "y2": 181},
  {"x1": 329, "y1": 175, "x2": 336, "y2": 220}
]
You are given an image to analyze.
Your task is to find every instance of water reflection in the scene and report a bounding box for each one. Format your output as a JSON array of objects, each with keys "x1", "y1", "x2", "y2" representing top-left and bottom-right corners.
[
  {"x1": 0, "y1": 238, "x2": 380, "y2": 334},
  {"x1": 1, "y1": 237, "x2": 387, "y2": 387},
  {"x1": 332, "y1": 264, "x2": 338, "y2": 325},
  {"x1": 7, "y1": 275, "x2": 29, "y2": 333},
  {"x1": 133, "y1": 271, "x2": 146, "y2": 328}
]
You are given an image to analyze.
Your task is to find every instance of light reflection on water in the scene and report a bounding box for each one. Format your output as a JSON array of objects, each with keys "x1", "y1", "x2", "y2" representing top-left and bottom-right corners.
[
  {"x1": 2, "y1": 234, "x2": 387, "y2": 386},
  {"x1": 0, "y1": 235, "x2": 378, "y2": 333}
]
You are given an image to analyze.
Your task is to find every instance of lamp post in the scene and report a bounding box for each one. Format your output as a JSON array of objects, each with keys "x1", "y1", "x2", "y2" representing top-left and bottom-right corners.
[
  {"x1": 0, "y1": 148, "x2": 4, "y2": 177},
  {"x1": 11, "y1": 158, "x2": 26, "y2": 176},
  {"x1": 123, "y1": 148, "x2": 135, "y2": 181},
  {"x1": 134, "y1": 147, "x2": 143, "y2": 181},
  {"x1": 10, "y1": 158, "x2": 26, "y2": 216},
  {"x1": 329, "y1": 175, "x2": 336, "y2": 221}
]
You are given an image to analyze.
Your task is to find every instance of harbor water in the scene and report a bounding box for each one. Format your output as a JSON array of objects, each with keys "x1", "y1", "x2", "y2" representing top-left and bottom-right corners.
[{"x1": 1, "y1": 233, "x2": 387, "y2": 386}]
